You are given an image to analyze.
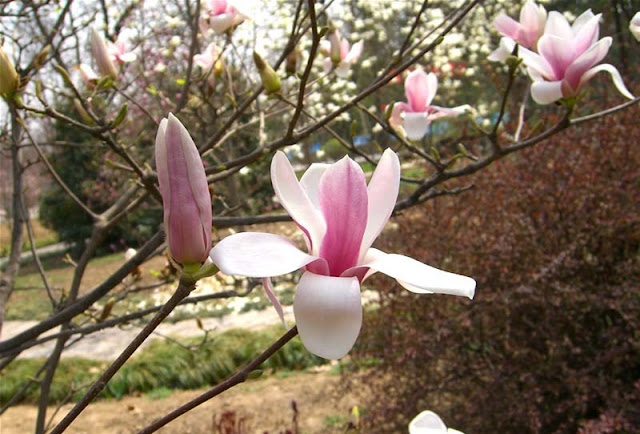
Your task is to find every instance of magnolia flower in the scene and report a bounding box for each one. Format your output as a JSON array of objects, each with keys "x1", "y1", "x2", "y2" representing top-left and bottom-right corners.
[
  {"x1": 108, "y1": 35, "x2": 136, "y2": 64},
  {"x1": 90, "y1": 28, "x2": 118, "y2": 79},
  {"x1": 194, "y1": 42, "x2": 223, "y2": 87},
  {"x1": 390, "y1": 69, "x2": 469, "y2": 141},
  {"x1": 0, "y1": 44, "x2": 19, "y2": 95},
  {"x1": 519, "y1": 10, "x2": 634, "y2": 104},
  {"x1": 409, "y1": 411, "x2": 464, "y2": 434},
  {"x1": 488, "y1": 37, "x2": 516, "y2": 63},
  {"x1": 631, "y1": 12, "x2": 640, "y2": 42},
  {"x1": 200, "y1": 0, "x2": 249, "y2": 35},
  {"x1": 155, "y1": 114, "x2": 212, "y2": 267},
  {"x1": 210, "y1": 150, "x2": 475, "y2": 359},
  {"x1": 493, "y1": 1, "x2": 547, "y2": 50},
  {"x1": 322, "y1": 30, "x2": 364, "y2": 78}
]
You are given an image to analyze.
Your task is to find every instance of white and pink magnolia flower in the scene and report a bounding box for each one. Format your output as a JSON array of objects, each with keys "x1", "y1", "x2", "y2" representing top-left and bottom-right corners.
[
  {"x1": 199, "y1": 0, "x2": 249, "y2": 35},
  {"x1": 409, "y1": 411, "x2": 465, "y2": 434},
  {"x1": 390, "y1": 69, "x2": 469, "y2": 141},
  {"x1": 209, "y1": 150, "x2": 475, "y2": 359},
  {"x1": 322, "y1": 30, "x2": 364, "y2": 78},
  {"x1": 155, "y1": 114, "x2": 212, "y2": 266},
  {"x1": 108, "y1": 36, "x2": 136, "y2": 65},
  {"x1": 194, "y1": 42, "x2": 222, "y2": 87},
  {"x1": 493, "y1": 1, "x2": 547, "y2": 50},
  {"x1": 519, "y1": 10, "x2": 634, "y2": 104},
  {"x1": 76, "y1": 64, "x2": 99, "y2": 88},
  {"x1": 630, "y1": 12, "x2": 640, "y2": 42},
  {"x1": 488, "y1": 37, "x2": 516, "y2": 63}
]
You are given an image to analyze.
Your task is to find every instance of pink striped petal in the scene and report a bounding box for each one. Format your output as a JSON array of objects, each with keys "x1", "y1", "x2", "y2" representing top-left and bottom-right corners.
[
  {"x1": 271, "y1": 151, "x2": 326, "y2": 254},
  {"x1": 209, "y1": 232, "x2": 328, "y2": 277},
  {"x1": 519, "y1": 46, "x2": 555, "y2": 80},
  {"x1": 538, "y1": 35, "x2": 575, "y2": 79},
  {"x1": 293, "y1": 272, "x2": 362, "y2": 359},
  {"x1": 405, "y1": 69, "x2": 432, "y2": 112},
  {"x1": 578, "y1": 64, "x2": 634, "y2": 100},
  {"x1": 564, "y1": 37, "x2": 611, "y2": 90},
  {"x1": 358, "y1": 149, "x2": 400, "y2": 263},
  {"x1": 299, "y1": 163, "x2": 331, "y2": 211},
  {"x1": 318, "y1": 156, "x2": 368, "y2": 276}
]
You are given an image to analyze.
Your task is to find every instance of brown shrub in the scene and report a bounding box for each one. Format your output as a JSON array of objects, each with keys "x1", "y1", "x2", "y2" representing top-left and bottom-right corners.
[{"x1": 353, "y1": 103, "x2": 640, "y2": 433}]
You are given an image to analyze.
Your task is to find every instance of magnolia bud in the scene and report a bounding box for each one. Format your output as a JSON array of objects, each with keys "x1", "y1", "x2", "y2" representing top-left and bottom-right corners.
[
  {"x1": 285, "y1": 48, "x2": 300, "y2": 76},
  {"x1": 328, "y1": 29, "x2": 342, "y2": 64},
  {"x1": 155, "y1": 114, "x2": 212, "y2": 267},
  {"x1": 253, "y1": 51, "x2": 281, "y2": 94},
  {"x1": 90, "y1": 28, "x2": 118, "y2": 79},
  {"x1": 0, "y1": 45, "x2": 19, "y2": 96}
]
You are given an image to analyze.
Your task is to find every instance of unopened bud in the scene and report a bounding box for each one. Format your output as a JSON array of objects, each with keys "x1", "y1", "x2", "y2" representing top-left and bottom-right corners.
[
  {"x1": 253, "y1": 51, "x2": 281, "y2": 94},
  {"x1": 73, "y1": 99, "x2": 94, "y2": 124},
  {"x1": 0, "y1": 45, "x2": 19, "y2": 96},
  {"x1": 33, "y1": 45, "x2": 51, "y2": 70},
  {"x1": 90, "y1": 28, "x2": 118, "y2": 79},
  {"x1": 285, "y1": 48, "x2": 300, "y2": 76}
]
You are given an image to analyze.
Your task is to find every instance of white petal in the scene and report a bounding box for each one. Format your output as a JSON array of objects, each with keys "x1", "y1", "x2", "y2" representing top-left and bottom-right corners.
[
  {"x1": 299, "y1": 163, "x2": 331, "y2": 209},
  {"x1": 209, "y1": 14, "x2": 235, "y2": 34},
  {"x1": 409, "y1": 410, "x2": 447, "y2": 434},
  {"x1": 402, "y1": 112, "x2": 430, "y2": 140},
  {"x1": 293, "y1": 272, "x2": 362, "y2": 360},
  {"x1": 209, "y1": 232, "x2": 327, "y2": 277},
  {"x1": 519, "y1": 45, "x2": 555, "y2": 80},
  {"x1": 335, "y1": 61, "x2": 352, "y2": 78},
  {"x1": 578, "y1": 64, "x2": 634, "y2": 100},
  {"x1": 271, "y1": 151, "x2": 326, "y2": 254},
  {"x1": 358, "y1": 149, "x2": 400, "y2": 263},
  {"x1": 361, "y1": 249, "x2": 475, "y2": 299},
  {"x1": 530, "y1": 80, "x2": 564, "y2": 104}
]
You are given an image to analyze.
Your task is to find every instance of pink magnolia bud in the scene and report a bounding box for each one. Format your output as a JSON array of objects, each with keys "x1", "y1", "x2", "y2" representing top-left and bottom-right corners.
[
  {"x1": 90, "y1": 28, "x2": 118, "y2": 79},
  {"x1": 155, "y1": 114, "x2": 212, "y2": 266}
]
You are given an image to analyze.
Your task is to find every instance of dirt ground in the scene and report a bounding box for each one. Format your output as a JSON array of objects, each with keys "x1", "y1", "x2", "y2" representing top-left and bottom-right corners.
[{"x1": 1, "y1": 370, "x2": 363, "y2": 434}]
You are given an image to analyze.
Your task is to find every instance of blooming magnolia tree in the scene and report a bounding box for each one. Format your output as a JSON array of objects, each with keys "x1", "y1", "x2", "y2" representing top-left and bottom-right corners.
[{"x1": 0, "y1": 0, "x2": 637, "y2": 432}]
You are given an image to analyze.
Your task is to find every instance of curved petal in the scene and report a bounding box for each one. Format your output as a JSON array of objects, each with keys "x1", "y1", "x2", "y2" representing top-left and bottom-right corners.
[
  {"x1": 209, "y1": 232, "x2": 328, "y2": 277},
  {"x1": 402, "y1": 112, "x2": 430, "y2": 140},
  {"x1": 578, "y1": 64, "x2": 634, "y2": 100},
  {"x1": 530, "y1": 80, "x2": 564, "y2": 104},
  {"x1": 488, "y1": 37, "x2": 516, "y2": 62},
  {"x1": 335, "y1": 61, "x2": 352, "y2": 78},
  {"x1": 493, "y1": 14, "x2": 521, "y2": 40},
  {"x1": 572, "y1": 13, "x2": 601, "y2": 55},
  {"x1": 271, "y1": 151, "x2": 326, "y2": 254},
  {"x1": 118, "y1": 52, "x2": 137, "y2": 63},
  {"x1": 571, "y1": 9, "x2": 597, "y2": 36},
  {"x1": 293, "y1": 272, "x2": 362, "y2": 359},
  {"x1": 564, "y1": 37, "x2": 611, "y2": 90},
  {"x1": 299, "y1": 163, "x2": 331, "y2": 209},
  {"x1": 538, "y1": 35, "x2": 575, "y2": 79},
  {"x1": 390, "y1": 102, "x2": 411, "y2": 130},
  {"x1": 519, "y1": 46, "x2": 555, "y2": 80},
  {"x1": 357, "y1": 249, "x2": 476, "y2": 299},
  {"x1": 358, "y1": 148, "x2": 400, "y2": 263},
  {"x1": 262, "y1": 277, "x2": 287, "y2": 328},
  {"x1": 318, "y1": 156, "x2": 368, "y2": 276},
  {"x1": 405, "y1": 69, "x2": 430, "y2": 112},
  {"x1": 409, "y1": 410, "x2": 447, "y2": 434},
  {"x1": 344, "y1": 40, "x2": 363, "y2": 63}
]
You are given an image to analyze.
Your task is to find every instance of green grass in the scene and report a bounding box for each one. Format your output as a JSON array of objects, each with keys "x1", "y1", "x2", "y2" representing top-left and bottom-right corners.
[{"x1": 0, "y1": 327, "x2": 327, "y2": 405}]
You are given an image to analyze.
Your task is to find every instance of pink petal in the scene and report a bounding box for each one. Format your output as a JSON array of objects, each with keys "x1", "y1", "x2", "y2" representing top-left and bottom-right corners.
[
  {"x1": 519, "y1": 46, "x2": 555, "y2": 80},
  {"x1": 530, "y1": 80, "x2": 564, "y2": 104},
  {"x1": 538, "y1": 35, "x2": 576, "y2": 79},
  {"x1": 271, "y1": 151, "x2": 326, "y2": 255},
  {"x1": 209, "y1": 232, "x2": 328, "y2": 277},
  {"x1": 544, "y1": 11, "x2": 572, "y2": 39},
  {"x1": 519, "y1": 1, "x2": 545, "y2": 48},
  {"x1": 358, "y1": 149, "x2": 400, "y2": 263},
  {"x1": 318, "y1": 156, "x2": 368, "y2": 276},
  {"x1": 355, "y1": 248, "x2": 476, "y2": 299},
  {"x1": 578, "y1": 64, "x2": 634, "y2": 100},
  {"x1": 339, "y1": 39, "x2": 350, "y2": 60},
  {"x1": 390, "y1": 102, "x2": 412, "y2": 130},
  {"x1": 293, "y1": 272, "x2": 362, "y2": 359},
  {"x1": 402, "y1": 112, "x2": 430, "y2": 140},
  {"x1": 564, "y1": 37, "x2": 611, "y2": 90},
  {"x1": 409, "y1": 410, "x2": 447, "y2": 433},
  {"x1": 405, "y1": 69, "x2": 432, "y2": 112},
  {"x1": 571, "y1": 9, "x2": 597, "y2": 35},
  {"x1": 572, "y1": 13, "x2": 601, "y2": 55},
  {"x1": 262, "y1": 277, "x2": 287, "y2": 328},
  {"x1": 493, "y1": 14, "x2": 521, "y2": 40}
]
